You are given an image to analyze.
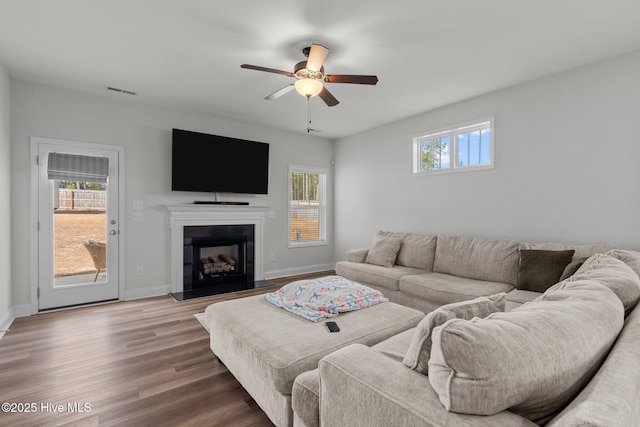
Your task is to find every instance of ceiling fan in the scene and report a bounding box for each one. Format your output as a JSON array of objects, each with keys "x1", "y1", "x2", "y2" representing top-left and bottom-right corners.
[{"x1": 241, "y1": 43, "x2": 378, "y2": 107}]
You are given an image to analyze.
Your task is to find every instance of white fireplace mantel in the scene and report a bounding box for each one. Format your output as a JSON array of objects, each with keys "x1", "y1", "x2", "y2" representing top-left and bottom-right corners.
[{"x1": 166, "y1": 204, "x2": 267, "y2": 293}]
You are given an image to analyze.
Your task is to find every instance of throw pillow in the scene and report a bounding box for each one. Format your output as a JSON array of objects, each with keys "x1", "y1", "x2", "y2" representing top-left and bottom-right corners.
[
  {"x1": 364, "y1": 237, "x2": 403, "y2": 268},
  {"x1": 558, "y1": 256, "x2": 589, "y2": 281},
  {"x1": 428, "y1": 279, "x2": 624, "y2": 424},
  {"x1": 402, "y1": 293, "x2": 506, "y2": 374},
  {"x1": 377, "y1": 231, "x2": 437, "y2": 270},
  {"x1": 516, "y1": 249, "x2": 575, "y2": 292}
]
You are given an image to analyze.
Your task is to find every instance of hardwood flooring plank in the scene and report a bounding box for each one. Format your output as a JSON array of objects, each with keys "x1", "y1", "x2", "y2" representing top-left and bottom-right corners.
[{"x1": 0, "y1": 271, "x2": 333, "y2": 426}]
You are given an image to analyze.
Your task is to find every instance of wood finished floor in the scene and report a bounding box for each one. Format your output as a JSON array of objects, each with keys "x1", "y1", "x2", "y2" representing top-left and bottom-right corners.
[{"x1": 0, "y1": 272, "x2": 333, "y2": 427}]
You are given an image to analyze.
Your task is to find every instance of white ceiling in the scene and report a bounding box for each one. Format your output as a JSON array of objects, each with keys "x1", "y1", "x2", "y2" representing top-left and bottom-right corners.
[{"x1": 1, "y1": 1, "x2": 639, "y2": 139}]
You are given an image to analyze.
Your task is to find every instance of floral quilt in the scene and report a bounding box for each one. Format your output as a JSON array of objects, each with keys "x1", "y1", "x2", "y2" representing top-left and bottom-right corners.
[{"x1": 264, "y1": 275, "x2": 388, "y2": 322}]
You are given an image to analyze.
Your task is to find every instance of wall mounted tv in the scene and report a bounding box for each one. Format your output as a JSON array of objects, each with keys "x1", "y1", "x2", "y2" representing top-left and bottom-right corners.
[{"x1": 172, "y1": 129, "x2": 269, "y2": 194}]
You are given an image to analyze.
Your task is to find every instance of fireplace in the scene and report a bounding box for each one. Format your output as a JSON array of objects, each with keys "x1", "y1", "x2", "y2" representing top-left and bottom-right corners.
[
  {"x1": 166, "y1": 204, "x2": 267, "y2": 298},
  {"x1": 183, "y1": 224, "x2": 254, "y2": 292}
]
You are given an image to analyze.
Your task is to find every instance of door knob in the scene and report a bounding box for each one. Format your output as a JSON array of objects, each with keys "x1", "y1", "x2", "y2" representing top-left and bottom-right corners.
[{"x1": 110, "y1": 230, "x2": 117, "y2": 235}]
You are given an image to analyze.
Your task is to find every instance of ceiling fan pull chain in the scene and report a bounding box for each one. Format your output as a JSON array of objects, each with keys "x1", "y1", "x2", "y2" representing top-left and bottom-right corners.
[{"x1": 307, "y1": 96, "x2": 312, "y2": 133}]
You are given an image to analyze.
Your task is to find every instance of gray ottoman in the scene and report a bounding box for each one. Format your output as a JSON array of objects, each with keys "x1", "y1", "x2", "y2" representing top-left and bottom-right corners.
[{"x1": 205, "y1": 294, "x2": 423, "y2": 427}]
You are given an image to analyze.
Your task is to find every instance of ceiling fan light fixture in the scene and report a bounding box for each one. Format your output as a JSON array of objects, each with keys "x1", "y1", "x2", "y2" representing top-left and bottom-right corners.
[
  {"x1": 241, "y1": 43, "x2": 377, "y2": 108},
  {"x1": 294, "y1": 78, "x2": 323, "y2": 98}
]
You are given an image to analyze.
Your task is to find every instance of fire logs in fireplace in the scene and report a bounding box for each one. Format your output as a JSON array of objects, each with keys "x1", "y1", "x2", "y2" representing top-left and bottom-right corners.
[{"x1": 200, "y1": 254, "x2": 236, "y2": 276}]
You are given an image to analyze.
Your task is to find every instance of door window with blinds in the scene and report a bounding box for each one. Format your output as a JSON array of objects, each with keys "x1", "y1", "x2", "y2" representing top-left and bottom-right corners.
[{"x1": 288, "y1": 165, "x2": 327, "y2": 247}]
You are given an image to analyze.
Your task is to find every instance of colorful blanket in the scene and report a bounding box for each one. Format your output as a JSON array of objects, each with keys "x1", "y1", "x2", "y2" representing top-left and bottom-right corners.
[{"x1": 264, "y1": 275, "x2": 388, "y2": 322}]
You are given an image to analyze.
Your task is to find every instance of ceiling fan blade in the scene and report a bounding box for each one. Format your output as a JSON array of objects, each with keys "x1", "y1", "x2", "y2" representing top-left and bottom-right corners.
[
  {"x1": 306, "y1": 44, "x2": 329, "y2": 72},
  {"x1": 241, "y1": 64, "x2": 294, "y2": 77},
  {"x1": 318, "y1": 86, "x2": 339, "y2": 107},
  {"x1": 324, "y1": 74, "x2": 379, "y2": 85},
  {"x1": 265, "y1": 84, "x2": 295, "y2": 100}
]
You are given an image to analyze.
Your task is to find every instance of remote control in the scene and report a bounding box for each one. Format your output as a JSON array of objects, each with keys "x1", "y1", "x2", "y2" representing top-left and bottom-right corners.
[{"x1": 325, "y1": 321, "x2": 340, "y2": 333}]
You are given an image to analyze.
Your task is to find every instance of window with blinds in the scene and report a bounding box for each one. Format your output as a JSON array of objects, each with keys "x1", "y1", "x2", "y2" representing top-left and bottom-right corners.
[
  {"x1": 47, "y1": 152, "x2": 109, "y2": 183},
  {"x1": 288, "y1": 165, "x2": 327, "y2": 247}
]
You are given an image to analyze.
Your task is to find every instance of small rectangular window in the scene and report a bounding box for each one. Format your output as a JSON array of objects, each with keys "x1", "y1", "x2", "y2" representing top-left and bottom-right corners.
[
  {"x1": 413, "y1": 117, "x2": 494, "y2": 175},
  {"x1": 288, "y1": 165, "x2": 327, "y2": 248}
]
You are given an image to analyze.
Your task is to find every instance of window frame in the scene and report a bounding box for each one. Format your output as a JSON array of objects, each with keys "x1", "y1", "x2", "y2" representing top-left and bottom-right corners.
[
  {"x1": 287, "y1": 164, "x2": 328, "y2": 248},
  {"x1": 412, "y1": 116, "x2": 495, "y2": 176}
]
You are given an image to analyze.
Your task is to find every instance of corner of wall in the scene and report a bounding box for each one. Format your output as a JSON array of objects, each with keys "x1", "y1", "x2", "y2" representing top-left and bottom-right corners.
[{"x1": 0, "y1": 61, "x2": 12, "y2": 329}]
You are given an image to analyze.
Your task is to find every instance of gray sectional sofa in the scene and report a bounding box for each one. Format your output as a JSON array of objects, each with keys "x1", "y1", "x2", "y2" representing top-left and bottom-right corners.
[
  {"x1": 335, "y1": 231, "x2": 616, "y2": 313},
  {"x1": 289, "y1": 231, "x2": 640, "y2": 426}
]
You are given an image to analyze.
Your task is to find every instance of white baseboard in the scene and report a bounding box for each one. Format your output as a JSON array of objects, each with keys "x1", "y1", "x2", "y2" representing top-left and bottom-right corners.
[
  {"x1": 0, "y1": 310, "x2": 13, "y2": 340},
  {"x1": 263, "y1": 263, "x2": 336, "y2": 281},
  {"x1": 124, "y1": 284, "x2": 171, "y2": 301},
  {"x1": 0, "y1": 304, "x2": 31, "y2": 340},
  {"x1": 12, "y1": 304, "x2": 31, "y2": 317}
]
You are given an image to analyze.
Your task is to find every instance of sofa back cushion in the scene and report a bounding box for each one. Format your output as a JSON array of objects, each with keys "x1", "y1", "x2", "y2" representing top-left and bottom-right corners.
[
  {"x1": 433, "y1": 235, "x2": 520, "y2": 285},
  {"x1": 605, "y1": 249, "x2": 640, "y2": 279},
  {"x1": 428, "y1": 278, "x2": 626, "y2": 424},
  {"x1": 519, "y1": 241, "x2": 616, "y2": 261},
  {"x1": 377, "y1": 231, "x2": 437, "y2": 271},
  {"x1": 403, "y1": 293, "x2": 505, "y2": 374},
  {"x1": 570, "y1": 253, "x2": 640, "y2": 316}
]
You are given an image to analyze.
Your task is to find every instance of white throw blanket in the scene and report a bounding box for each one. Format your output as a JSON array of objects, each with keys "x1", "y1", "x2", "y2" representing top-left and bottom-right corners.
[{"x1": 264, "y1": 275, "x2": 388, "y2": 322}]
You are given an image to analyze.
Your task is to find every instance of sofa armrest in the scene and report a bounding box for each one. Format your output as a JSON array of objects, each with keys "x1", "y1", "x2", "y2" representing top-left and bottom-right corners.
[
  {"x1": 319, "y1": 344, "x2": 536, "y2": 427},
  {"x1": 346, "y1": 248, "x2": 369, "y2": 263}
]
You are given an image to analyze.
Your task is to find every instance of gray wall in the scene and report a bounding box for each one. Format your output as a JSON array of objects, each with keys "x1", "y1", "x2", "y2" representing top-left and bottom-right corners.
[
  {"x1": 10, "y1": 80, "x2": 334, "y2": 308},
  {"x1": 334, "y1": 50, "x2": 640, "y2": 258},
  {"x1": 6, "y1": 49, "x2": 640, "y2": 315},
  {"x1": 0, "y1": 63, "x2": 11, "y2": 327}
]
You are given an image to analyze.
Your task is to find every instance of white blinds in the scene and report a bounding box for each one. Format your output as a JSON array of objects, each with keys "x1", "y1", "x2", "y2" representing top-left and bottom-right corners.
[
  {"x1": 47, "y1": 153, "x2": 109, "y2": 183},
  {"x1": 289, "y1": 171, "x2": 320, "y2": 242}
]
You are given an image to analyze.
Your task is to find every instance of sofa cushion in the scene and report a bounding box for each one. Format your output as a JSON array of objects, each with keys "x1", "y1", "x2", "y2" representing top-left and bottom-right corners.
[
  {"x1": 516, "y1": 249, "x2": 575, "y2": 292},
  {"x1": 570, "y1": 253, "x2": 640, "y2": 315},
  {"x1": 559, "y1": 256, "x2": 589, "y2": 281},
  {"x1": 293, "y1": 328, "x2": 418, "y2": 427},
  {"x1": 377, "y1": 231, "x2": 437, "y2": 270},
  {"x1": 399, "y1": 272, "x2": 514, "y2": 306},
  {"x1": 364, "y1": 236, "x2": 403, "y2": 267},
  {"x1": 372, "y1": 327, "x2": 415, "y2": 363},
  {"x1": 428, "y1": 279, "x2": 625, "y2": 424},
  {"x1": 519, "y1": 241, "x2": 616, "y2": 261},
  {"x1": 292, "y1": 369, "x2": 320, "y2": 427},
  {"x1": 403, "y1": 293, "x2": 505, "y2": 375},
  {"x1": 505, "y1": 289, "x2": 540, "y2": 306},
  {"x1": 335, "y1": 261, "x2": 426, "y2": 292},
  {"x1": 433, "y1": 235, "x2": 520, "y2": 285},
  {"x1": 605, "y1": 249, "x2": 640, "y2": 278},
  {"x1": 319, "y1": 344, "x2": 540, "y2": 427}
]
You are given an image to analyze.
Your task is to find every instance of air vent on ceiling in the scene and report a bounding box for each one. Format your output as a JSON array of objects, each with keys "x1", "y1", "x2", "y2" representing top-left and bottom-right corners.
[{"x1": 107, "y1": 86, "x2": 136, "y2": 96}]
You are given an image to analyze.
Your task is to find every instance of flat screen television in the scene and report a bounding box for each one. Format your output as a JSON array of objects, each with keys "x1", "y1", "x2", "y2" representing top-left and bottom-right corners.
[{"x1": 172, "y1": 129, "x2": 269, "y2": 194}]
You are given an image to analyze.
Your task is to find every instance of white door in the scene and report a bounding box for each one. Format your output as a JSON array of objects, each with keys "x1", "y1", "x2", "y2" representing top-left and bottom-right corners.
[{"x1": 36, "y1": 140, "x2": 120, "y2": 310}]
